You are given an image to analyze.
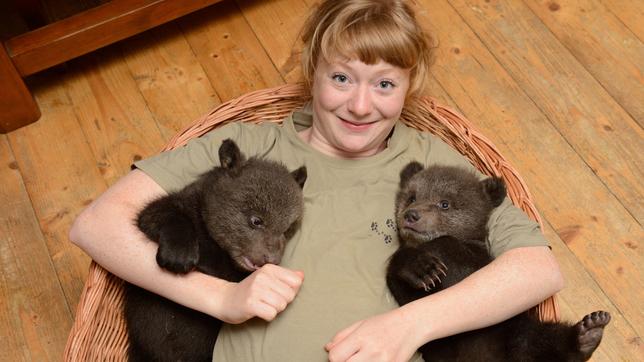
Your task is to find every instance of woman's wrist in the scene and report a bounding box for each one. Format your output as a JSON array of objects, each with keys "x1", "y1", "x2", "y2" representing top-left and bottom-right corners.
[
  {"x1": 180, "y1": 270, "x2": 236, "y2": 320},
  {"x1": 394, "y1": 300, "x2": 438, "y2": 351}
]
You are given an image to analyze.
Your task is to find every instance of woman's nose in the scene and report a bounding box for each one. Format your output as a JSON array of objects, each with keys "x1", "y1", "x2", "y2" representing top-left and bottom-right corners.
[{"x1": 347, "y1": 85, "x2": 373, "y2": 117}]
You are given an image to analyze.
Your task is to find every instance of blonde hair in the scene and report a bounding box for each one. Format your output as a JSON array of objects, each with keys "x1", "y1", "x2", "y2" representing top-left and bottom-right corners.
[{"x1": 301, "y1": 0, "x2": 433, "y2": 99}]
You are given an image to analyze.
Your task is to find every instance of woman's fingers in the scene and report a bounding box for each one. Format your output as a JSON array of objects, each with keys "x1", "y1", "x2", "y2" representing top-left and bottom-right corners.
[
  {"x1": 235, "y1": 264, "x2": 305, "y2": 322},
  {"x1": 259, "y1": 265, "x2": 303, "y2": 320},
  {"x1": 264, "y1": 264, "x2": 304, "y2": 289},
  {"x1": 326, "y1": 320, "x2": 362, "y2": 351}
]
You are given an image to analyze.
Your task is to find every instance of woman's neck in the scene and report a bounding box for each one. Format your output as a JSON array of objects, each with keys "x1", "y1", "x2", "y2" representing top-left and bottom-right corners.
[{"x1": 296, "y1": 127, "x2": 388, "y2": 159}]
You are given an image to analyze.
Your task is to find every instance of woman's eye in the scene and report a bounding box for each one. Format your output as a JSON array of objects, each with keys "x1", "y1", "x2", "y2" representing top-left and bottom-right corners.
[
  {"x1": 378, "y1": 80, "x2": 395, "y2": 89},
  {"x1": 332, "y1": 74, "x2": 348, "y2": 83},
  {"x1": 250, "y1": 216, "x2": 264, "y2": 228},
  {"x1": 439, "y1": 201, "x2": 450, "y2": 210}
]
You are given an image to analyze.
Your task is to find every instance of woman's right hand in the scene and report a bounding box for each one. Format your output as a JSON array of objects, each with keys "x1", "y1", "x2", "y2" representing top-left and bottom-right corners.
[{"x1": 214, "y1": 264, "x2": 304, "y2": 324}]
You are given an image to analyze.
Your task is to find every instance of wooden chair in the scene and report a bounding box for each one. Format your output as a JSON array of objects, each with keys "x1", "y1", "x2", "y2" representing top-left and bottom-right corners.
[
  {"x1": 1, "y1": 0, "x2": 224, "y2": 133},
  {"x1": 63, "y1": 83, "x2": 559, "y2": 361}
]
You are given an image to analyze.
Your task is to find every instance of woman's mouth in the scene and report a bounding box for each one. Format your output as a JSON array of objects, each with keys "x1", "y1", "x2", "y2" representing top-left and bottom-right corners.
[{"x1": 339, "y1": 117, "x2": 376, "y2": 131}]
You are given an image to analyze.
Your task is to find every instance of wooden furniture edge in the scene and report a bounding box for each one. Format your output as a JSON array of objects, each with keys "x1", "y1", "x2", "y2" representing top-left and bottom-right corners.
[{"x1": 0, "y1": 44, "x2": 40, "y2": 133}]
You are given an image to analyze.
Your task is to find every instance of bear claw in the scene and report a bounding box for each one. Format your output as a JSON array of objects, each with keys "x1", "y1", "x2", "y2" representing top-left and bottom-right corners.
[{"x1": 396, "y1": 252, "x2": 447, "y2": 293}]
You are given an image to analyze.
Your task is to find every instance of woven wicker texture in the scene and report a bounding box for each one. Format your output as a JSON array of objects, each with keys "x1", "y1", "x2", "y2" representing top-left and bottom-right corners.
[{"x1": 63, "y1": 83, "x2": 559, "y2": 361}]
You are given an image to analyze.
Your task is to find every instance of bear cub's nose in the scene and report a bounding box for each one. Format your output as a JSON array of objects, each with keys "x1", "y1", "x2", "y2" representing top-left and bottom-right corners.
[
  {"x1": 404, "y1": 209, "x2": 421, "y2": 224},
  {"x1": 263, "y1": 253, "x2": 281, "y2": 265}
]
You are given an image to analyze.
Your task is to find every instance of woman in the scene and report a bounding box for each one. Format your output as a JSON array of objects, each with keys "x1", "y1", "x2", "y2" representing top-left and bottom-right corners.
[{"x1": 69, "y1": 1, "x2": 563, "y2": 361}]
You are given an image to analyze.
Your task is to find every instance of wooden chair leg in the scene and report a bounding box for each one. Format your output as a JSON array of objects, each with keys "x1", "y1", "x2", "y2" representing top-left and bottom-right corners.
[{"x1": 0, "y1": 44, "x2": 40, "y2": 133}]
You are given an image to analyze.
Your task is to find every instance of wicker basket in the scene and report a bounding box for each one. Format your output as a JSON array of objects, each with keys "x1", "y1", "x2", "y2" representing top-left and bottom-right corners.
[{"x1": 63, "y1": 83, "x2": 559, "y2": 361}]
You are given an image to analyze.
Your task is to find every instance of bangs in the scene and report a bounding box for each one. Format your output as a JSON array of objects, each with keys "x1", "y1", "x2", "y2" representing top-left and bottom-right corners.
[{"x1": 320, "y1": 11, "x2": 419, "y2": 69}]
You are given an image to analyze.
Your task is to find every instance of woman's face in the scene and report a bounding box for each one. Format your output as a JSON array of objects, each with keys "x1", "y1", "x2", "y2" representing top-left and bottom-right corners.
[{"x1": 303, "y1": 56, "x2": 411, "y2": 158}]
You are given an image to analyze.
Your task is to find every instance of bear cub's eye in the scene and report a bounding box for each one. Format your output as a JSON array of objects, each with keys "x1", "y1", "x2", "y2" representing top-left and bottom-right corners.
[
  {"x1": 407, "y1": 194, "x2": 416, "y2": 205},
  {"x1": 249, "y1": 216, "x2": 264, "y2": 228},
  {"x1": 439, "y1": 200, "x2": 450, "y2": 210}
]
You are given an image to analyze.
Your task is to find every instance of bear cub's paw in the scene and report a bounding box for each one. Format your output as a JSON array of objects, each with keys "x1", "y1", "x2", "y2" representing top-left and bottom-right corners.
[
  {"x1": 576, "y1": 310, "x2": 611, "y2": 359},
  {"x1": 396, "y1": 248, "x2": 448, "y2": 292},
  {"x1": 155, "y1": 220, "x2": 199, "y2": 274}
]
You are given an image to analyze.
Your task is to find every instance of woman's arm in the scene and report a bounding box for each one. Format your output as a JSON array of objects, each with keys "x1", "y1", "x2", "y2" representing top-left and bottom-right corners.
[
  {"x1": 326, "y1": 245, "x2": 564, "y2": 362},
  {"x1": 69, "y1": 169, "x2": 303, "y2": 324}
]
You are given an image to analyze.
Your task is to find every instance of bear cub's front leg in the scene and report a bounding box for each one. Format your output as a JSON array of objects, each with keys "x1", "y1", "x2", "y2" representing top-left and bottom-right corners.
[{"x1": 136, "y1": 195, "x2": 200, "y2": 274}]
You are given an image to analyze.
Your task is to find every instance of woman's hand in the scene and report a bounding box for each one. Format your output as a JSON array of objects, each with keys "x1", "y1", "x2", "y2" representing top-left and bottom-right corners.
[
  {"x1": 214, "y1": 264, "x2": 304, "y2": 324},
  {"x1": 325, "y1": 308, "x2": 422, "y2": 362}
]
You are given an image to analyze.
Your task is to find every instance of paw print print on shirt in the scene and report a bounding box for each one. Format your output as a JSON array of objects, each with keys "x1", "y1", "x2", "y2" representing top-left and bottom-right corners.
[{"x1": 370, "y1": 219, "x2": 398, "y2": 244}]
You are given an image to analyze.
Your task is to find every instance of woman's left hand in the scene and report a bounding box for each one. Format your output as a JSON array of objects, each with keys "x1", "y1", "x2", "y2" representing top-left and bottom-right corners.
[{"x1": 325, "y1": 308, "x2": 421, "y2": 362}]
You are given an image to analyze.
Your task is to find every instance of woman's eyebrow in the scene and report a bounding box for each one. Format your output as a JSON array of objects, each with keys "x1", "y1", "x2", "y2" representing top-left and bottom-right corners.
[{"x1": 328, "y1": 61, "x2": 406, "y2": 80}]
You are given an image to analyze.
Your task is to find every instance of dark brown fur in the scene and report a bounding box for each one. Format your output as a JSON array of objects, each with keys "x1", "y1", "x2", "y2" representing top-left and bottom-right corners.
[
  {"x1": 386, "y1": 163, "x2": 610, "y2": 362},
  {"x1": 124, "y1": 139, "x2": 307, "y2": 362}
]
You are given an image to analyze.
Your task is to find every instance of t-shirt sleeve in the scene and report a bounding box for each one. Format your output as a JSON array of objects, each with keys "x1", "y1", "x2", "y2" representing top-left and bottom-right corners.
[
  {"x1": 425, "y1": 136, "x2": 549, "y2": 257},
  {"x1": 133, "y1": 122, "x2": 275, "y2": 192},
  {"x1": 486, "y1": 197, "x2": 548, "y2": 257}
]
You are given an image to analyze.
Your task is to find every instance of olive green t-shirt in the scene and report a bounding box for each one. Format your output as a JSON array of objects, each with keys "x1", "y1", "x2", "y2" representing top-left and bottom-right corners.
[{"x1": 134, "y1": 110, "x2": 547, "y2": 362}]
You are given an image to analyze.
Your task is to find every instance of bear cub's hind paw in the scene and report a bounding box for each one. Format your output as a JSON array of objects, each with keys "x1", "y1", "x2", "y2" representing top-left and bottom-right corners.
[{"x1": 576, "y1": 310, "x2": 611, "y2": 360}]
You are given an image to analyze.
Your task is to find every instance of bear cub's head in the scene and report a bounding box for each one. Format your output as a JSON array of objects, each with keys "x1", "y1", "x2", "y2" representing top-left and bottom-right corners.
[
  {"x1": 203, "y1": 139, "x2": 307, "y2": 272},
  {"x1": 395, "y1": 162, "x2": 506, "y2": 247}
]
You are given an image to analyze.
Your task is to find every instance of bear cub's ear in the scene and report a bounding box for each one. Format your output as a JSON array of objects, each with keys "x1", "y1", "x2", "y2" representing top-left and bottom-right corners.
[
  {"x1": 219, "y1": 139, "x2": 246, "y2": 170},
  {"x1": 291, "y1": 166, "x2": 308, "y2": 189},
  {"x1": 481, "y1": 176, "x2": 506, "y2": 207},
  {"x1": 399, "y1": 161, "x2": 424, "y2": 188}
]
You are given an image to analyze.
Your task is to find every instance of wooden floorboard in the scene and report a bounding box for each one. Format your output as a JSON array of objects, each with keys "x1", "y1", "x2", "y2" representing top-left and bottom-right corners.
[
  {"x1": 178, "y1": 0, "x2": 285, "y2": 101},
  {"x1": 120, "y1": 22, "x2": 222, "y2": 139},
  {"x1": 524, "y1": 0, "x2": 644, "y2": 127},
  {"x1": 1, "y1": 130, "x2": 74, "y2": 361},
  {"x1": 7, "y1": 73, "x2": 101, "y2": 317},
  {"x1": 63, "y1": 48, "x2": 167, "y2": 184},
  {"x1": 236, "y1": 0, "x2": 310, "y2": 82},
  {"x1": 448, "y1": 0, "x2": 643, "y2": 224},
  {"x1": 2, "y1": 0, "x2": 641, "y2": 360},
  {"x1": 599, "y1": 0, "x2": 644, "y2": 40}
]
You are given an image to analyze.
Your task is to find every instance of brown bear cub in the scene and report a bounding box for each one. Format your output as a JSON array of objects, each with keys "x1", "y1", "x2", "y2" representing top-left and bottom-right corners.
[
  {"x1": 124, "y1": 139, "x2": 307, "y2": 362},
  {"x1": 386, "y1": 163, "x2": 610, "y2": 362}
]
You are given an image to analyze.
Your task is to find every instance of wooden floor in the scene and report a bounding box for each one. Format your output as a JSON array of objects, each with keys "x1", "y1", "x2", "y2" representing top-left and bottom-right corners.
[{"x1": 1, "y1": 0, "x2": 642, "y2": 360}]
